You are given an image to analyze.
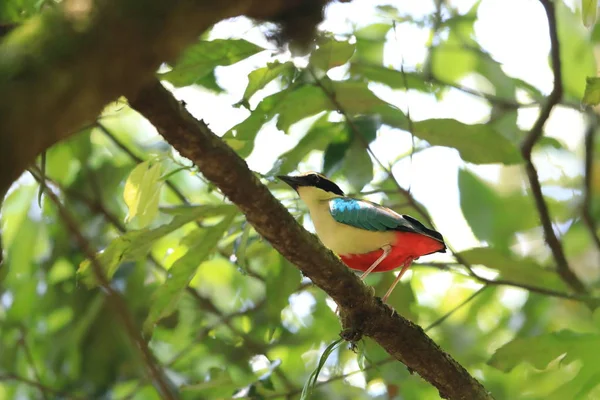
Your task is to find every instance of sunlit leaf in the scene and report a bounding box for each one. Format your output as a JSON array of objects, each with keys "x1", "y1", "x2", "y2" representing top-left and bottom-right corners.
[
  {"x1": 123, "y1": 160, "x2": 163, "y2": 228},
  {"x1": 408, "y1": 119, "x2": 522, "y2": 165},
  {"x1": 310, "y1": 37, "x2": 356, "y2": 71},
  {"x1": 277, "y1": 81, "x2": 396, "y2": 133},
  {"x1": 240, "y1": 61, "x2": 295, "y2": 105},
  {"x1": 430, "y1": 33, "x2": 477, "y2": 83},
  {"x1": 350, "y1": 63, "x2": 435, "y2": 92},
  {"x1": 557, "y1": 1, "x2": 597, "y2": 99},
  {"x1": 353, "y1": 23, "x2": 391, "y2": 65},
  {"x1": 582, "y1": 0, "x2": 598, "y2": 28},
  {"x1": 159, "y1": 39, "x2": 265, "y2": 87},
  {"x1": 583, "y1": 76, "x2": 600, "y2": 105}
]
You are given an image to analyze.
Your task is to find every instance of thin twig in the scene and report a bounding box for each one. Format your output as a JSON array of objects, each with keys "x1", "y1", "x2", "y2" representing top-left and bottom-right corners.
[
  {"x1": 582, "y1": 118, "x2": 600, "y2": 252},
  {"x1": 520, "y1": 0, "x2": 586, "y2": 294},
  {"x1": 28, "y1": 168, "x2": 178, "y2": 400},
  {"x1": 417, "y1": 262, "x2": 597, "y2": 304},
  {"x1": 423, "y1": 286, "x2": 489, "y2": 331}
]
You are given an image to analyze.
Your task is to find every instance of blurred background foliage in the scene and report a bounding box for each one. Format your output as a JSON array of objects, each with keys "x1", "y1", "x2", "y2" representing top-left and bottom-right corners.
[{"x1": 1, "y1": 0, "x2": 600, "y2": 399}]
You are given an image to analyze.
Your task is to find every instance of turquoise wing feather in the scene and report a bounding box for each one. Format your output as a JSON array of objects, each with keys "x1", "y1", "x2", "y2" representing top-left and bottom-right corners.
[{"x1": 328, "y1": 197, "x2": 443, "y2": 242}]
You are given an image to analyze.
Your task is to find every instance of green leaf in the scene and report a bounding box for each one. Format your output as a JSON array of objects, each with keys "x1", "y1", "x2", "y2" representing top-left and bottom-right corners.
[
  {"x1": 407, "y1": 119, "x2": 522, "y2": 165},
  {"x1": 240, "y1": 61, "x2": 295, "y2": 105},
  {"x1": 556, "y1": 1, "x2": 597, "y2": 99},
  {"x1": 300, "y1": 338, "x2": 344, "y2": 400},
  {"x1": 458, "y1": 247, "x2": 568, "y2": 291},
  {"x1": 583, "y1": 76, "x2": 600, "y2": 105},
  {"x1": 265, "y1": 254, "x2": 302, "y2": 323},
  {"x1": 458, "y1": 169, "x2": 541, "y2": 247},
  {"x1": 430, "y1": 32, "x2": 477, "y2": 83},
  {"x1": 276, "y1": 85, "x2": 330, "y2": 132},
  {"x1": 143, "y1": 211, "x2": 236, "y2": 335},
  {"x1": 195, "y1": 69, "x2": 225, "y2": 93},
  {"x1": 123, "y1": 161, "x2": 163, "y2": 228},
  {"x1": 77, "y1": 205, "x2": 235, "y2": 285},
  {"x1": 583, "y1": 0, "x2": 598, "y2": 28},
  {"x1": 342, "y1": 139, "x2": 373, "y2": 191},
  {"x1": 228, "y1": 80, "x2": 402, "y2": 156},
  {"x1": 309, "y1": 37, "x2": 356, "y2": 71},
  {"x1": 490, "y1": 330, "x2": 599, "y2": 371},
  {"x1": 275, "y1": 115, "x2": 346, "y2": 175},
  {"x1": 276, "y1": 81, "x2": 396, "y2": 133},
  {"x1": 489, "y1": 330, "x2": 600, "y2": 399},
  {"x1": 159, "y1": 39, "x2": 265, "y2": 87},
  {"x1": 224, "y1": 89, "x2": 291, "y2": 157},
  {"x1": 353, "y1": 23, "x2": 392, "y2": 65},
  {"x1": 349, "y1": 63, "x2": 434, "y2": 92},
  {"x1": 323, "y1": 128, "x2": 352, "y2": 176},
  {"x1": 45, "y1": 142, "x2": 77, "y2": 185}
]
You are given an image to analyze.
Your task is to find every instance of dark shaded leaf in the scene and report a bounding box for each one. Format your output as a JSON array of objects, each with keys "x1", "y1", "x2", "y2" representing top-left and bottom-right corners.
[
  {"x1": 276, "y1": 115, "x2": 347, "y2": 175},
  {"x1": 342, "y1": 139, "x2": 373, "y2": 191}
]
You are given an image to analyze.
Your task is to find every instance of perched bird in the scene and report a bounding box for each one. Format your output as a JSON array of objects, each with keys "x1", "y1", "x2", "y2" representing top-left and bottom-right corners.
[{"x1": 278, "y1": 172, "x2": 446, "y2": 303}]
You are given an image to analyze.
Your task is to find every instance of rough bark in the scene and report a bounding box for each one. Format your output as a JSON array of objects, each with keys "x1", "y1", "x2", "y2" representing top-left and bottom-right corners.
[{"x1": 129, "y1": 80, "x2": 494, "y2": 400}]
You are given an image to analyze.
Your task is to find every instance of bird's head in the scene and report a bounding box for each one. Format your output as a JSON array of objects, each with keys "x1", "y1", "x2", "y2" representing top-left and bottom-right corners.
[{"x1": 278, "y1": 172, "x2": 344, "y2": 204}]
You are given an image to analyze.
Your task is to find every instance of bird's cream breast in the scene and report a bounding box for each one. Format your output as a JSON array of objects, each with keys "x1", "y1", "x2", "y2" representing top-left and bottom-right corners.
[{"x1": 308, "y1": 201, "x2": 396, "y2": 255}]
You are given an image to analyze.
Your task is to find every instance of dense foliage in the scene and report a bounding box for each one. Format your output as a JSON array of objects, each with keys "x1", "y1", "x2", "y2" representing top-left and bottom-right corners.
[{"x1": 1, "y1": 0, "x2": 600, "y2": 399}]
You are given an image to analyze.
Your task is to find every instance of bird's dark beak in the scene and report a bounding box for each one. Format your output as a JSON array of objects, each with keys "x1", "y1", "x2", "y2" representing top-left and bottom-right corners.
[{"x1": 277, "y1": 175, "x2": 305, "y2": 190}]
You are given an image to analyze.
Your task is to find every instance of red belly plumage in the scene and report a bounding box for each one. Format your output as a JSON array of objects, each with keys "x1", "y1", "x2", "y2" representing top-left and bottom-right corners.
[{"x1": 339, "y1": 231, "x2": 445, "y2": 272}]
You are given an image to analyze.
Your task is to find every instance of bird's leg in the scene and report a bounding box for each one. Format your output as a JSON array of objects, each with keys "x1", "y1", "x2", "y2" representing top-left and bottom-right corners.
[
  {"x1": 360, "y1": 245, "x2": 392, "y2": 281},
  {"x1": 334, "y1": 245, "x2": 392, "y2": 316},
  {"x1": 382, "y1": 257, "x2": 415, "y2": 304}
]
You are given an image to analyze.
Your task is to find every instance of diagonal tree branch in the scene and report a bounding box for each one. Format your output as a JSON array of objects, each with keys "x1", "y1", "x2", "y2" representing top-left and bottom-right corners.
[
  {"x1": 520, "y1": 0, "x2": 586, "y2": 294},
  {"x1": 129, "y1": 79, "x2": 494, "y2": 400}
]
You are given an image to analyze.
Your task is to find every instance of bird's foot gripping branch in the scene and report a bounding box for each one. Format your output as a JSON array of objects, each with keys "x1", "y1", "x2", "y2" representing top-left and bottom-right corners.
[{"x1": 128, "y1": 79, "x2": 494, "y2": 400}]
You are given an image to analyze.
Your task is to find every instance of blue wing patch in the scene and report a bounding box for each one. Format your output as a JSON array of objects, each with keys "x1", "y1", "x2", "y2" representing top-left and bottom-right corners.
[{"x1": 329, "y1": 197, "x2": 444, "y2": 242}]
